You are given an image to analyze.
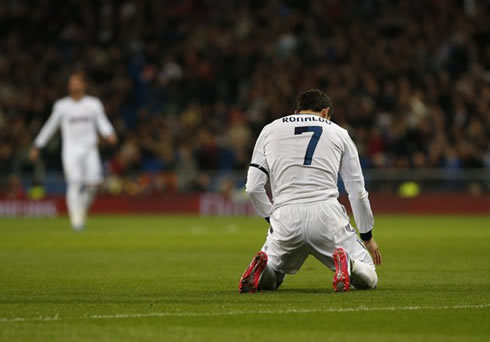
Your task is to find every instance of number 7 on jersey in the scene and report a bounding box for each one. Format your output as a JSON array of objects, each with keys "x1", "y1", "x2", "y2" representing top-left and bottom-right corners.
[{"x1": 294, "y1": 126, "x2": 323, "y2": 165}]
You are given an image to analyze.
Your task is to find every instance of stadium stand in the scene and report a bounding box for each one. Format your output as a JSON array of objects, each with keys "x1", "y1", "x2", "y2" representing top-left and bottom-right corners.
[{"x1": 0, "y1": 0, "x2": 488, "y2": 197}]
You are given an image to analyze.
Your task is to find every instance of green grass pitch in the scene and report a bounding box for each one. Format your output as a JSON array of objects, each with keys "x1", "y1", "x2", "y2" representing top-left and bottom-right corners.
[{"x1": 0, "y1": 215, "x2": 489, "y2": 341}]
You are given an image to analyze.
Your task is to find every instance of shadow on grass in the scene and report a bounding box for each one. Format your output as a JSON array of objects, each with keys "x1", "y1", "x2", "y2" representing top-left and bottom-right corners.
[{"x1": 271, "y1": 288, "x2": 329, "y2": 294}]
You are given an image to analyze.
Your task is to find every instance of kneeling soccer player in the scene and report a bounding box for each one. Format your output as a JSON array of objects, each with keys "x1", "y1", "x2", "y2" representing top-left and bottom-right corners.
[{"x1": 239, "y1": 89, "x2": 381, "y2": 293}]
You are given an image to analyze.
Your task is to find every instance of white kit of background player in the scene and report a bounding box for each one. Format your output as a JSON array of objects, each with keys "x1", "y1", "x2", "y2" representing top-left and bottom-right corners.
[
  {"x1": 31, "y1": 72, "x2": 117, "y2": 230},
  {"x1": 239, "y1": 89, "x2": 382, "y2": 293}
]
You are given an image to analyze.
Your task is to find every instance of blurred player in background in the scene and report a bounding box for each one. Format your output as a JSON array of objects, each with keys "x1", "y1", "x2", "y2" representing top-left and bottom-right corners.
[
  {"x1": 30, "y1": 71, "x2": 117, "y2": 230},
  {"x1": 240, "y1": 89, "x2": 381, "y2": 293}
]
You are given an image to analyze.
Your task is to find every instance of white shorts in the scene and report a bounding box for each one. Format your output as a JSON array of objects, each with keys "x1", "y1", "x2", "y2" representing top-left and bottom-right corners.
[
  {"x1": 263, "y1": 199, "x2": 374, "y2": 275},
  {"x1": 62, "y1": 147, "x2": 103, "y2": 184}
]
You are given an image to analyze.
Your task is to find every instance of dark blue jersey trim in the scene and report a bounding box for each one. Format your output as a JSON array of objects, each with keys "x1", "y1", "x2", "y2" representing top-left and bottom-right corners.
[
  {"x1": 250, "y1": 163, "x2": 269, "y2": 177},
  {"x1": 360, "y1": 230, "x2": 373, "y2": 241}
]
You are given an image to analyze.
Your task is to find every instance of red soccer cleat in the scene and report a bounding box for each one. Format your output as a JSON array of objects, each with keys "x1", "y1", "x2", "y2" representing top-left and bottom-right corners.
[
  {"x1": 333, "y1": 248, "x2": 351, "y2": 292},
  {"x1": 239, "y1": 251, "x2": 268, "y2": 293}
]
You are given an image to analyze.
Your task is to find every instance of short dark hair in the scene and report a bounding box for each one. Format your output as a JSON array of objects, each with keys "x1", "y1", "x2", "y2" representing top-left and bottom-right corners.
[
  {"x1": 70, "y1": 70, "x2": 88, "y2": 83},
  {"x1": 296, "y1": 89, "x2": 332, "y2": 112}
]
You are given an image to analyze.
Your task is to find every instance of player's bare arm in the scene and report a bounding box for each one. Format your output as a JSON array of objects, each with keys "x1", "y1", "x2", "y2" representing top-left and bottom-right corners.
[
  {"x1": 105, "y1": 133, "x2": 118, "y2": 145},
  {"x1": 364, "y1": 238, "x2": 382, "y2": 266},
  {"x1": 29, "y1": 146, "x2": 40, "y2": 161}
]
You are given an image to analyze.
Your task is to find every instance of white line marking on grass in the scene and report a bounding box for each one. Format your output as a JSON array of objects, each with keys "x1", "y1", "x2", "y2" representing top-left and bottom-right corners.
[
  {"x1": 0, "y1": 304, "x2": 488, "y2": 323},
  {"x1": 0, "y1": 314, "x2": 60, "y2": 323}
]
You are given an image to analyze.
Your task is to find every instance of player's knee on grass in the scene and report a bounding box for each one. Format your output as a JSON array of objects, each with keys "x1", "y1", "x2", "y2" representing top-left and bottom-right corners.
[
  {"x1": 258, "y1": 266, "x2": 285, "y2": 291},
  {"x1": 350, "y1": 260, "x2": 378, "y2": 290}
]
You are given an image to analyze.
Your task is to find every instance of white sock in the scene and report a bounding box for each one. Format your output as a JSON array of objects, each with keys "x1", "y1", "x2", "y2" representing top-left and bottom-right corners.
[
  {"x1": 79, "y1": 184, "x2": 97, "y2": 226},
  {"x1": 66, "y1": 182, "x2": 84, "y2": 230},
  {"x1": 350, "y1": 259, "x2": 378, "y2": 289},
  {"x1": 81, "y1": 184, "x2": 97, "y2": 215}
]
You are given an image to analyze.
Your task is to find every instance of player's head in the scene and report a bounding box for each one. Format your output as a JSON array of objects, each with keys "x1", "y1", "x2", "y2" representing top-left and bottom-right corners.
[
  {"x1": 295, "y1": 89, "x2": 332, "y2": 119},
  {"x1": 68, "y1": 71, "x2": 88, "y2": 97}
]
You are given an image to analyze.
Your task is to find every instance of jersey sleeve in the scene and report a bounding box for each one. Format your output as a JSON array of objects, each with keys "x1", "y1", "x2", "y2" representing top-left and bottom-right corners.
[
  {"x1": 34, "y1": 102, "x2": 62, "y2": 148},
  {"x1": 245, "y1": 128, "x2": 272, "y2": 218},
  {"x1": 339, "y1": 131, "x2": 374, "y2": 239},
  {"x1": 94, "y1": 99, "x2": 115, "y2": 137}
]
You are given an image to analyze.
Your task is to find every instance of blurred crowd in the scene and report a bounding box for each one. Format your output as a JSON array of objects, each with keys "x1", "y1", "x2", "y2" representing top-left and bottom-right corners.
[{"x1": 0, "y1": 0, "x2": 489, "y2": 196}]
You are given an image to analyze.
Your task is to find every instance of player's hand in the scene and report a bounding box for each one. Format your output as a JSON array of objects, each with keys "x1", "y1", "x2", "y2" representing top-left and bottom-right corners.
[
  {"x1": 29, "y1": 147, "x2": 40, "y2": 161},
  {"x1": 106, "y1": 134, "x2": 118, "y2": 145},
  {"x1": 364, "y1": 238, "x2": 382, "y2": 266}
]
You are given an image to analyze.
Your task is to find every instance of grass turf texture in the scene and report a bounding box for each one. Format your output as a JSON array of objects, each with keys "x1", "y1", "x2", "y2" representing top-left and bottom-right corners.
[{"x1": 0, "y1": 215, "x2": 489, "y2": 342}]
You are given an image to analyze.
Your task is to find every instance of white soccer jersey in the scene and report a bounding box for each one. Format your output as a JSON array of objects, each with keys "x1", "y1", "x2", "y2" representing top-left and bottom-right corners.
[
  {"x1": 34, "y1": 96, "x2": 114, "y2": 150},
  {"x1": 246, "y1": 113, "x2": 374, "y2": 234}
]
